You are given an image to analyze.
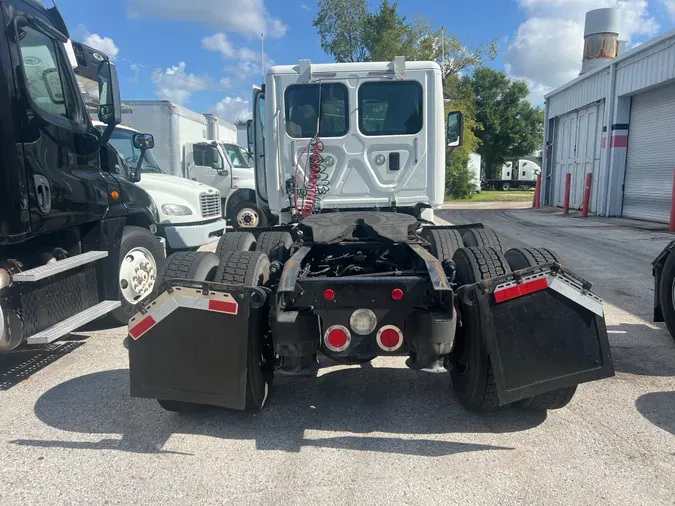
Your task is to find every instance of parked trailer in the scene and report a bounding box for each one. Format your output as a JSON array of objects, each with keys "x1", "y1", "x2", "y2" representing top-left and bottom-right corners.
[{"x1": 128, "y1": 59, "x2": 614, "y2": 414}]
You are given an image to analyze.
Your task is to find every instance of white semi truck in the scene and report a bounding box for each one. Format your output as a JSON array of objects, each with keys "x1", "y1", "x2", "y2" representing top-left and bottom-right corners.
[
  {"x1": 483, "y1": 159, "x2": 542, "y2": 191},
  {"x1": 128, "y1": 58, "x2": 614, "y2": 416},
  {"x1": 122, "y1": 101, "x2": 265, "y2": 228}
]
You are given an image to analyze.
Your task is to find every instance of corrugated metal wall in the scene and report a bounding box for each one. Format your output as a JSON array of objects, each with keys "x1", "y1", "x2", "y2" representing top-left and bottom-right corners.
[
  {"x1": 547, "y1": 70, "x2": 609, "y2": 118},
  {"x1": 615, "y1": 37, "x2": 675, "y2": 96}
]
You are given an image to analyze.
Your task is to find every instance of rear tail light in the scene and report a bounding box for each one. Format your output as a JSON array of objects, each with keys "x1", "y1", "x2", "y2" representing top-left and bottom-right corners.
[
  {"x1": 349, "y1": 308, "x2": 377, "y2": 335},
  {"x1": 376, "y1": 325, "x2": 403, "y2": 352},
  {"x1": 324, "y1": 325, "x2": 351, "y2": 352},
  {"x1": 391, "y1": 288, "x2": 404, "y2": 300}
]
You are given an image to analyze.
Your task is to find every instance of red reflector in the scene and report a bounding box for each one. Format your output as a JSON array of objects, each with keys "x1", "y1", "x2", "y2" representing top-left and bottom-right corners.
[
  {"x1": 494, "y1": 277, "x2": 549, "y2": 303},
  {"x1": 323, "y1": 289, "x2": 336, "y2": 301},
  {"x1": 380, "y1": 328, "x2": 400, "y2": 348},
  {"x1": 391, "y1": 288, "x2": 404, "y2": 300},
  {"x1": 327, "y1": 328, "x2": 348, "y2": 349},
  {"x1": 129, "y1": 316, "x2": 156, "y2": 340},
  {"x1": 208, "y1": 299, "x2": 238, "y2": 314}
]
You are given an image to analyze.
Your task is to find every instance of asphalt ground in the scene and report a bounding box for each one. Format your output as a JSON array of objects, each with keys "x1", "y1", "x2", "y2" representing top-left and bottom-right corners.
[{"x1": 0, "y1": 205, "x2": 673, "y2": 505}]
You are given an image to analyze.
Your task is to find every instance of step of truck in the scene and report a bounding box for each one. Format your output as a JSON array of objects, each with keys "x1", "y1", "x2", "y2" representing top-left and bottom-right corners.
[
  {"x1": 13, "y1": 251, "x2": 108, "y2": 282},
  {"x1": 25, "y1": 300, "x2": 121, "y2": 345}
]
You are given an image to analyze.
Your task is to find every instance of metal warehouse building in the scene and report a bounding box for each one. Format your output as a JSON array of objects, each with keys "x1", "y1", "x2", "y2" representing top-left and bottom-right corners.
[{"x1": 542, "y1": 8, "x2": 675, "y2": 222}]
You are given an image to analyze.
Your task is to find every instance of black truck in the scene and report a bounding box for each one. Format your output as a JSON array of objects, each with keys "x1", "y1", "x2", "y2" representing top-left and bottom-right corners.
[{"x1": 0, "y1": 0, "x2": 163, "y2": 352}]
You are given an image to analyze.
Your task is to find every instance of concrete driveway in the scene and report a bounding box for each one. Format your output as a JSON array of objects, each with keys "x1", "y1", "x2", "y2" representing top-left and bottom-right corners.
[{"x1": 0, "y1": 205, "x2": 674, "y2": 505}]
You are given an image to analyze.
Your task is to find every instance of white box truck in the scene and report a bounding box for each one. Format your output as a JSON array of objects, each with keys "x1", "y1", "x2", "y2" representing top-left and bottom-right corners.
[
  {"x1": 122, "y1": 101, "x2": 265, "y2": 228},
  {"x1": 468, "y1": 152, "x2": 481, "y2": 193}
]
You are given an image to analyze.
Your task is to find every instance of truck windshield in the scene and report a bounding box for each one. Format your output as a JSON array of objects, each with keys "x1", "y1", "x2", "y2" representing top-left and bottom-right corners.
[
  {"x1": 221, "y1": 143, "x2": 251, "y2": 168},
  {"x1": 107, "y1": 129, "x2": 164, "y2": 174}
]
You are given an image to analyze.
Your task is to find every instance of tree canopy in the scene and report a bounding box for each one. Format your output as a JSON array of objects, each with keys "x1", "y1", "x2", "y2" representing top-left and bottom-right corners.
[{"x1": 469, "y1": 67, "x2": 545, "y2": 179}]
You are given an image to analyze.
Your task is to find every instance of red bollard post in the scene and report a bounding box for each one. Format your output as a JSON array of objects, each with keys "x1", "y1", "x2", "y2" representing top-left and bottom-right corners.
[
  {"x1": 581, "y1": 173, "x2": 592, "y2": 217},
  {"x1": 563, "y1": 173, "x2": 571, "y2": 215},
  {"x1": 669, "y1": 168, "x2": 675, "y2": 232},
  {"x1": 534, "y1": 173, "x2": 542, "y2": 209}
]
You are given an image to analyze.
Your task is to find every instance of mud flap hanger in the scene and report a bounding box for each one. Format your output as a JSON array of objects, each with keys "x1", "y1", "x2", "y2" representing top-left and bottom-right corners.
[{"x1": 457, "y1": 263, "x2": 614, "y2": 405}]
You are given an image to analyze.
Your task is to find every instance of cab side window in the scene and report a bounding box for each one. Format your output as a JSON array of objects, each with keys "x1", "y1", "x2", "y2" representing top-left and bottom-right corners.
[{"x1": 17, "y1": 24, "x2": 82, "y2": 122}]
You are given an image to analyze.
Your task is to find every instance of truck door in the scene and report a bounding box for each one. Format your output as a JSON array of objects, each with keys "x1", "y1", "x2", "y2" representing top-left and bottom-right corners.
[
  {"x1": 185, "y1": 142, "x2": 232, "y2": 195},
  {"x1": 10, "y1": 8, "x2": 108, "y2": 233}
]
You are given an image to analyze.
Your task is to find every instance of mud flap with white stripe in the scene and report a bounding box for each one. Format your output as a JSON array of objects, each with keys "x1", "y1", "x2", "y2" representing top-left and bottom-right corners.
[
  {"x1": 128, "y1": 280, "x2": 268, "y2": 410},
  {"x1": 457, "y1": 264, "x2": 614, "y2": 405}
]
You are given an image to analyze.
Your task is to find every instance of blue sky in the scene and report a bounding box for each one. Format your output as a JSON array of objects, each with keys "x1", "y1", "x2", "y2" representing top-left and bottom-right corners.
[{"x1": 59, "y1": 0, "x2": 675, "y2": 122}]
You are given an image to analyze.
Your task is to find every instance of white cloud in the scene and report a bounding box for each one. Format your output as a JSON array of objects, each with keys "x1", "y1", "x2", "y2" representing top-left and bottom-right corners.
[
  {"x1": 151, "y1": 62, "x2": 212, "y2": 105},
  {"x1": 664, "y1": 0, "x2": 675, "y2": 21},
  {"x1": 203, "y1": 33, "x2": 274, "y2": 84},
  {"x1": 212, "y1": 96, "x2": 251, "y2": 122},
  {"x1": 129, "y1": 63, "x2": 140, "y2": 83},
  {"x1": 299, "y1": 2, "x2": 312, "y2": 12},
  {"x1": 128, "y1": 0, "x2": 287, "y2": 38},
  {"x1": 505, "y1": 0, "x2": 660, "y2": 104},
  {"x1": 83, "y1": 33, "x2": 119, "y2": 59}
]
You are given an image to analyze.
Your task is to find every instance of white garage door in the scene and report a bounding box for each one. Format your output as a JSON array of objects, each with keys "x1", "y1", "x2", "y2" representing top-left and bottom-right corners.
[
  {"x1": 553, "y1": 103, "x2": 604, "y2": 211},
  {"x1": 623, "y1": 85, "x2": 675, "y2": 222}
]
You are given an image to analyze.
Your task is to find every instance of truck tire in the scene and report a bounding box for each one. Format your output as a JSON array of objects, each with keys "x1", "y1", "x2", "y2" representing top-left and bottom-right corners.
[
  {"x1": 161, "y1": 251, "x2": 220, "y2": 284},
  {"x1": 232, "y1": 201, "x2": 268, "y2": 229},
  {"x1": 462, "y1": 227, "x2": 503, "y2": 252},
  {"x1": 450, "y1": 247, "x2": 511, "y2": 411},
  {"x1": 256, "y1": 231, "x2": 293, "y2": 264},
  {"x1": 215, "y1": 232, "x2": 256, "y2": 259},
  {"x1": 658, "y1": 248, "x2": 675, "y2": 341},
  {"x1": 504, "y1": 247, "x2": 578, "y2": 410},
  {"x1": 502, "y1": 182, "x2": 511, "y2": 191},
  {"x1": 504, "y1": 247, "x2": 559, "y2": 271},
  {"x1": 111, "y1": 226, "x2": 166, "y2": 326},
  {"x1": 214, "y1": 251, "x2": 272, "y2": 410},
  {"x1": 421, "y1": 228, "x2": 464, "y2": 262},
  {"x1": 156, "y1": 251, "x2": 221, "y2": 414}
]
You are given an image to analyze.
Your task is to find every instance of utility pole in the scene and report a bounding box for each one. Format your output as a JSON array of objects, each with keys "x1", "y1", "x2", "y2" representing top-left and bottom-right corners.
[{"x1": 441, "y1": 26, "x2": 446, "y2": 76}]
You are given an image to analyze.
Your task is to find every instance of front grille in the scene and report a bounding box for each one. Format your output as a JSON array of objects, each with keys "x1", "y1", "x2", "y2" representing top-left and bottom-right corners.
[{"x1": 200, "y1": 193, "x2": 221, "y2": 218}]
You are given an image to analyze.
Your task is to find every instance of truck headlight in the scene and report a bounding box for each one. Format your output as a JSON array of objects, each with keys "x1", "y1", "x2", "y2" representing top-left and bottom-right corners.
[{"x1": 161, "y1": 204, "x2": 193, "y2": 216}]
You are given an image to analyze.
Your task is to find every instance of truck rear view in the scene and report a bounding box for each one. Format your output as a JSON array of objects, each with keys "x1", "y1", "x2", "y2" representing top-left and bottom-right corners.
[{"x1": 127, "y1": 58, "x2": 614, "y2": 415}]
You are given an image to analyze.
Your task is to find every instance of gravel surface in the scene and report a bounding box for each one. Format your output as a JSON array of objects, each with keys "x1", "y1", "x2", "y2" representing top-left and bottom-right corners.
[{"x1": 0, "y1": 207, "x2": 674, "y2": 505}]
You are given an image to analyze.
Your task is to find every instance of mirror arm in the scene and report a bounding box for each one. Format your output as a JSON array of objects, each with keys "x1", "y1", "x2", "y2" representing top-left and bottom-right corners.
[
  {"x1": 134, "y1": 149, "x2": 146, "y2": 182},
  {"x1": 98, "y1": 123, "x2": 115, "y2": 147}
]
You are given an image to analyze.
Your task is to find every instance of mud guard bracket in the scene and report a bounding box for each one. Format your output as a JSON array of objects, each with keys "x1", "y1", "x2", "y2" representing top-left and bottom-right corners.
[
  {"x1": 128, "y1": 280, "x2": 267, "y2": 410},
  {"x1": 458, "y1": 265, "x2": 614, "y2": 405}
]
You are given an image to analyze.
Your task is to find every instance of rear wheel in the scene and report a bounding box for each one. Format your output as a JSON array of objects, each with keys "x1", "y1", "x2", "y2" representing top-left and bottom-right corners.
[
  {"x1": 421, "y1": 229, "x2": 464, "y2": 262},
  {"x1": 215, "y1": 232, "x2": 256, "y2": 259},
  {"x1": 502, "y1": 182, "x2": 511, "y2": 191},
  {"x1": 462, "y1": 227, "x2": 503, "y2": 251},
  {"x1": 504, "y1": 247, "x2": 578, "y2": 410},
  {"x1": 256, "y1": 231, "x2": 293, "y2": 264},
  {"x1": 450, "y1": 247, "x2": 511, "y2": 412},
  {"x1": 659, "y1": 247, "x2": 675, "y2": 342},
  {"x1": 215, "y1": 251, "x2": 273, "y2": 410},
  {"x1": 232, "y1": 202, "x2": 267, "y2": 229}
]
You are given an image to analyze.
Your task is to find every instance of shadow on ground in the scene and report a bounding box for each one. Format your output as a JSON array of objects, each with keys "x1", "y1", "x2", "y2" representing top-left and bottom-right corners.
[
  {"x1": 10, "y1": 368, "x2": 545, "y2": 456},
  {"x1": 635, "y1": 391, "x2": 675, "y2": 436},
  {"x1": 0, "y1": 339, "x2": 86, "y2": 391}
]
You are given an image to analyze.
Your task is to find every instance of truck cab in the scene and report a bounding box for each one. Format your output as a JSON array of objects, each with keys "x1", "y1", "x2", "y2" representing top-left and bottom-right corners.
[
  {"x1": 250, "y1": 59, "x2": 448, "y2": 224},
  {"x1": 0, "y1": 0, "x2": 165, "y2": 351}
]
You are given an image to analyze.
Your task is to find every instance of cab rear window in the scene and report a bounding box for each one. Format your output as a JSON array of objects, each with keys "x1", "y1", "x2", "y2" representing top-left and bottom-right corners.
[
  {"x1": 359, "y1": 81, "x2": 423, "y2": 136},
  {"x1": 285, "y1": 83, "x2": 349, "y2": 138}
]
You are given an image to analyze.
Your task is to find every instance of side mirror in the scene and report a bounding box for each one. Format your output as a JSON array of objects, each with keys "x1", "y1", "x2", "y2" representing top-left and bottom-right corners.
[
  {"x1": 447, "y1": 111, "x2": 463, "y2": 148},
  {"x1": 97, "y1": 60, "x2": 121, "y2": 126},
  {"x1": 133, "y1": 133, "x2": 154, "y2": 150},
  {"x1": 217, "y1": 169, "x2": 230, "y2": 177},
  {"x1": 246, "y1": 119, "x2": 253, "y2": 150},
  {"x1": 42, "y1": 69, "x2": 64, "y2": 104}
]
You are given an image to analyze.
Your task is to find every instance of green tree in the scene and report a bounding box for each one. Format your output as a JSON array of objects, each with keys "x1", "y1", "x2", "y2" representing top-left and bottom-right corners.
[
  {"x1": 470, "y1": 67, "x2": 544, "y2": 179},
  {"x1": 313, "y1": 0, "x2": 370, "y2": 62},
  {"x1": 444, "y1": 74, "x2": 481, "y2": 198}
]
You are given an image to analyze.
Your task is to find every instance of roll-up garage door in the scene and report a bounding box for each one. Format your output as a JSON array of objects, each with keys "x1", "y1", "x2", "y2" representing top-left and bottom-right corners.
[{"x1": 623, "y1": 85, "x2": 675, "y2": 222}]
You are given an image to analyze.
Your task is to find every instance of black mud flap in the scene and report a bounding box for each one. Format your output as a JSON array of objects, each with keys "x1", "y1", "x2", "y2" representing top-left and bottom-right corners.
[
  {"x1": 127, "y1": 280, "x2": 267, "y2": 410},
  {"x1": 458, "y1": 264, "x2": 614, "y2": 405}
]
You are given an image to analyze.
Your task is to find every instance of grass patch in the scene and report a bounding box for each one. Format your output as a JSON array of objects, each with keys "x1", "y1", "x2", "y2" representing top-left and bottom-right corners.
[{"x1": 445, "y1": 190, "x2": 534, "y2": 203}]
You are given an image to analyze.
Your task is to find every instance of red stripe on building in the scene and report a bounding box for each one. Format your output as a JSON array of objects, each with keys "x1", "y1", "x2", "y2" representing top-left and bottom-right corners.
[
  {"x1": 208, "y1": 299, "x2": 238, "y2": 314},
  {"x1": 610, "y1": 135, "x2": 628, "y2": 148},
  {"x1": 129, "y1": 315, "x2": 157, "y2": 340},
  {"x1": 494, "y1": 277, "x2": 549, "y2": 303},
  {"x1": 601, "y1": 136, "x2": 607, "y2": 149}
]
